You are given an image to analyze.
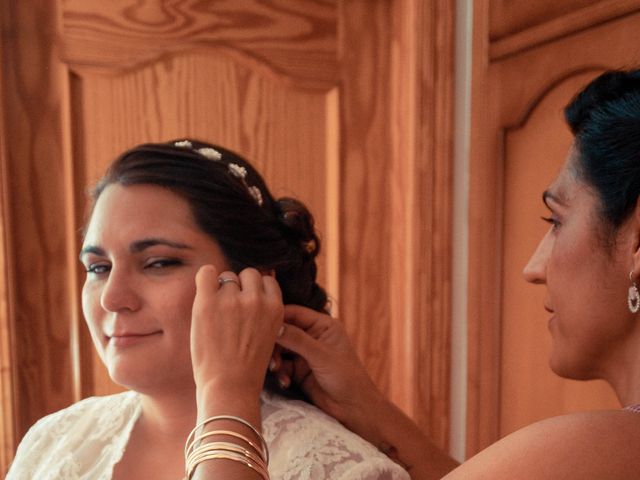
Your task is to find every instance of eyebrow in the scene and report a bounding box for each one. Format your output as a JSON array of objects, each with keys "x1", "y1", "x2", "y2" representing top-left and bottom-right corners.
[{"x1": 79, "y1": 238, "x2": 192, "y2": 259}]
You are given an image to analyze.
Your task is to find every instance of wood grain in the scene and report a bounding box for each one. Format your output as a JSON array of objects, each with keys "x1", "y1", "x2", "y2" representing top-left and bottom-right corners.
[
  {"x1": 466, "y1": 0, "x2": 503, "y2": 455},
  {"x1": 490, "y1": 0, "x2": 640, "y2": 60},
  {"x1": 0, "y1": 0, "x2": 79, "y2": 473},
  {"x1": 62, "y1": 0, "x2": 338, "y2": 90},
  {"x1": 387, "y1": 0, "x2": 454, "y2": 448},
  {"x1": 339, "y1": 0, "x2": 454, "y2": 449},
  {"x1": 490, "y1": 0, "x2": 599, "y2": 40},
  {"x1": 338, "y1": 0, "x2": 394, "y2": 400},
  {"x1": 0, "y1": 37, "x2": 17, "y2": 473}
]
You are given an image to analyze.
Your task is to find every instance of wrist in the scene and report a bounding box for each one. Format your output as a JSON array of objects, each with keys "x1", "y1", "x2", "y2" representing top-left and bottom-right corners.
[
  {"x1": 196, "y1": 378, "x2": 262, "y2": 424},
  {"x1": 339, "y1": 386, "x2": 389, "y2": 446}
]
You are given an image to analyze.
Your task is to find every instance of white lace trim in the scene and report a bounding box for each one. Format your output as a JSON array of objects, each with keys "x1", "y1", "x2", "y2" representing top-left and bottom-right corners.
[{"x1": 7, "y1": 391, "x2": 409, "y2": 480}]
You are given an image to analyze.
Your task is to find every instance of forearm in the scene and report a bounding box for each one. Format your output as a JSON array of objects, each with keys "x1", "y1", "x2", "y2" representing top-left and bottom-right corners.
[
  {"x1": 348, "y1": 393, "x2": 459, "y2": 480},
  {"x1": 189, "y1": 266, "x2": 281, "y2": 479}
]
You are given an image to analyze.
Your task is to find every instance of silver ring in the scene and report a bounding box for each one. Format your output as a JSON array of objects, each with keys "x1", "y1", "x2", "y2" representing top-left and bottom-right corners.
[{"x1": 218, "y1": 277, "x2": 240, "y2": 288}]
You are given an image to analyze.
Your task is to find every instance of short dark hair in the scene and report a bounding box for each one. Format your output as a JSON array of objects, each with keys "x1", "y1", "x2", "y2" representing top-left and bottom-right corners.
[
  {"x1": 90, "y1": 139, "x2": 328, "y2": 398},
  {"x1": 565, "y1": 69, "x2": 640, "y2": 231}
]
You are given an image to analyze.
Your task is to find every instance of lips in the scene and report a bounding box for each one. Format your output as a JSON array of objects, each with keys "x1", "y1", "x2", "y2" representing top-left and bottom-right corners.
[{"x1": 106, "y1": 331, "x2": 162, "y2": 347}]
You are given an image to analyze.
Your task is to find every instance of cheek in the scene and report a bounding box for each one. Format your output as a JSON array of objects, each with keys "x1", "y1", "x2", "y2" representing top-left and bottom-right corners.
[
  {"x1": 81, "y1": 281, "x2": 101, "y2": 328},
  {"x1": 161, "y1": 283, "x2": 197, "y2": 334}
]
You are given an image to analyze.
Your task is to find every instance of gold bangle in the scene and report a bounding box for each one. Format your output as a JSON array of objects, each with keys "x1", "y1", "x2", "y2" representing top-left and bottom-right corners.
[
  {"x1": 186, "y1": 450, "x2": 269, "y2": 480},
  {"x1": 186, "y1": 430, "x2": 264, "y2": 462},
  {"x1": 185, "y1": 415, "x2": 268, "y2": 463},
  {"x1": 188, "y1": 441, "x2": 266, "y2": 469}
]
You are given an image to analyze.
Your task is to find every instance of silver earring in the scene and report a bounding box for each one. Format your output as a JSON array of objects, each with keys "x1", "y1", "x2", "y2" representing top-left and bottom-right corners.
[{"x1": 628, "y1": 271, "x2": 640, "y2": 313}]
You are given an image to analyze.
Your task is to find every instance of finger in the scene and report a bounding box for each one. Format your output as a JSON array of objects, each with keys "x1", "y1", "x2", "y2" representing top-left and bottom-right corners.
[
  {"x1": 274, "y1": 355, "x2": 294, "y2": 379},
  {"x1": 283, "y1": 304, "x2": 331, "y2": 330},
  {"x1": 270, "y1": 345, "x2": 283, "y2": 372},
  {"x1": 277, "y1": 372, "x2": 291, "y2": 389},
  {"x1": 196, "y1": 264, "x2": 221, "y2": 293},
  {"x1": 237, "y1": 267, "x2": 262, "y2": 293},
  {"x1": 276, "y1": 323, "x2": 328, "y2": 367},
  {"x1": 263, "y1": 275, "x2": 283, "y2": 303}
]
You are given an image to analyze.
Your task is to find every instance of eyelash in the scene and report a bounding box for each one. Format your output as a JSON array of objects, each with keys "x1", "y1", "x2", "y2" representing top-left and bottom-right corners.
[
  {"x1": 86, "y1": 264, "x2": 110, "y2": 274},
  {"x1": 85, "y1": 258, "x2": 183, "y2": 275},
  {"x1": 144, "y1": 259, "x2": 182, "y2": 269},
  {"x1": 541, "y1": 216, "x2": 560, "y2": 229}
]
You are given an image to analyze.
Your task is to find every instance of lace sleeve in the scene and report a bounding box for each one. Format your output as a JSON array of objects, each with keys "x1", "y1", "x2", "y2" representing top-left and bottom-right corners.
[
  {"x1": 5, "y1": 414, "x2": 65, "y2": 479},
  {"x1": 5, "y1": 391, "x2": 140, "y2": 480},
  {"x1": 261, "y1": 393, "x2": 410, "y2": 480}
]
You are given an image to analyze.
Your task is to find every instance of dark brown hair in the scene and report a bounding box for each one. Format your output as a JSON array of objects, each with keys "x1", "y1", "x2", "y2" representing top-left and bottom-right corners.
[{"x1": 565, "y1": 69, "x2": 640, "y2": 234}]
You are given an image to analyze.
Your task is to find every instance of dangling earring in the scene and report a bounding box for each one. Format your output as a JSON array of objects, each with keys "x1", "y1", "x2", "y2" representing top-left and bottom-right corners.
[{"x1": 628, "y1": 271, "x2": 640, "y2": 313}]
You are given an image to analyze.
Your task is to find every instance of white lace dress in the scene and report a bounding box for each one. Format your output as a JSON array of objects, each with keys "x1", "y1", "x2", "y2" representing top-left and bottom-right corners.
[{"x1": 7, "y1": 390, "x2": 409, "y2": 480}]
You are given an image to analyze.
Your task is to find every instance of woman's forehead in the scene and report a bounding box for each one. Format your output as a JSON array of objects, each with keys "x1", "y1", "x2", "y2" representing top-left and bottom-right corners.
[
  {"x1": 84, "y1": 184, "x2": 200, "y2": 242},
  {"x1": 544, "y1": 148, "x2": 587, "y2": 204}
]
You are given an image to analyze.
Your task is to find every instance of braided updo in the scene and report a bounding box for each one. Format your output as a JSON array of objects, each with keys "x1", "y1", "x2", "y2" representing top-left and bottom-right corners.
[{"x1": 90, "y1": 139, "x2": 328, "y2": 398}]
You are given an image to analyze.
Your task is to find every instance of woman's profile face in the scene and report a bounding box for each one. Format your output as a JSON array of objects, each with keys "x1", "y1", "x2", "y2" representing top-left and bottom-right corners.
[
  {"x1": 80, "y1": 183, "x2": 229, "y2": 393},
  {"x1": 523, "y1": 148, "x2": 636, "y2": 380}
]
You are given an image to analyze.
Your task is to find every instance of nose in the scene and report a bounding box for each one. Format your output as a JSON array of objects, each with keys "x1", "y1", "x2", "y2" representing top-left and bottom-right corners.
[
  {"x1": 523, "y1": 231, "x2": 552, "y2": 284},
  {"x1": 100, "y1": 266, "x2": 141, "y2": 313}
]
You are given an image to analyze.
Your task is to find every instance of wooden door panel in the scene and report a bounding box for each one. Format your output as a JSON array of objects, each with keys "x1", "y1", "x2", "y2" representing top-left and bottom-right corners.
[
  {"x1": 491, "y1": 0, "x2": 604, "y2": 39},
  {"x1": 500, "y1": 72, "x2": 618, "y2": 436},
  {"x1": 61, "y1": 0, "x2": 338, "y2": 89}
]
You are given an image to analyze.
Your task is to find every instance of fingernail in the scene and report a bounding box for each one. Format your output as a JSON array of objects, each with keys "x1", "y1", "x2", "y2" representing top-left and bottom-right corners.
[
  {"x1": 277, "y1": 325, "x2": 285, "y2": 337},
  {"x1": 278, "y1": 375, "x2": 290, "y2": 389},
  {"x1": 269, "y1": 359, "x2": 277, "y2": 372}
]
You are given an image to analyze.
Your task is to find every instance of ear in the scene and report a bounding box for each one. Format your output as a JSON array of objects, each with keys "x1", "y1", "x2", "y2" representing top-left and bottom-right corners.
[{"x1": 629, "y1": 197, "x2": 640, "y2": 281}]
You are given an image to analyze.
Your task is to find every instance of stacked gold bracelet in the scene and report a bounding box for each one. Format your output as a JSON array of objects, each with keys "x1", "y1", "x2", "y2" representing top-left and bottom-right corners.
[{"x1": 184, "y1": 415, "x2": 269, "y2": 479}]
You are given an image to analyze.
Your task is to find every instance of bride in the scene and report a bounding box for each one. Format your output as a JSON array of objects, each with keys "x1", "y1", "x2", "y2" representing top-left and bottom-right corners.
[{"x1": 7, "y1": 140, "x2": 409, "y2": 479}]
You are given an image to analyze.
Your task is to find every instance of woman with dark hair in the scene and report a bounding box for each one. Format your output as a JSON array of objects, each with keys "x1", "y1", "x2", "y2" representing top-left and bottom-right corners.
[
  {"x1": 272, "y1": 69, "x2": 640, "y2": 479},
  {"x1": 7, "y1": 140, "x2": 409, "y2": 479}
]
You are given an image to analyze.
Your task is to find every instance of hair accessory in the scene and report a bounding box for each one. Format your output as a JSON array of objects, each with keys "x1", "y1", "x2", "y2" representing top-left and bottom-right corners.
[
  {"x1": 228, "y1": 163, "x2": 247, "y2": 178},
  {"x1": 303, "y1": 239, "x2": 316, "y2": 254},
  {"x1": 248, "y1": 186, "x2": 263, "y2": 206},
  {"x1": 629, "y1": 270, "x2": 640, "y2": 313},
  {"x1": 173, "y1": 140, "x2": 264, "y2": 206},
  {"x1": 198, "y1": 147, "x2": 222, "y2": 161}
]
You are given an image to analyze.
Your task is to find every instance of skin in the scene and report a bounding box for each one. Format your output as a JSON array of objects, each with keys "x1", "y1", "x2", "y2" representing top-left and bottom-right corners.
[
  {"x1": 81, "y1": 183, "x2": 282, "y2": 480},
  {"x1": 273, "y1": 149, "x2": 640, "y2": 479}
]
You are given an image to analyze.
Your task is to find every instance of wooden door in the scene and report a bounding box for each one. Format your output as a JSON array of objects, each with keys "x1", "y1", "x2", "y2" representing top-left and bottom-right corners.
[
  {"x1": 0, "y1": 0, "x2": 455, "y2": 472},
  {"x1": 468, "y1": 0, "x2": 640, "y2": 453}
]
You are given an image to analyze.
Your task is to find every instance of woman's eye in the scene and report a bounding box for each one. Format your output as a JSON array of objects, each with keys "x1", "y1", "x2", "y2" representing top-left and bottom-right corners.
[
  {"x1": 541, "y1": 216, "x2": 560, "y2": 229},
  {"x1": 144, "y1": 259, "x2": 182, "y2": 269},
  {"x1": 86, "y1": 263, "x2": 110, "y2": 274}
]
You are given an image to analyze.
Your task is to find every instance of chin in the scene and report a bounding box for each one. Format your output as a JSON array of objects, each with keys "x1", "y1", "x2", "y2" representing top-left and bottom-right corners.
[
  {"x1": 548, "y1": 352, "x2": 597, "y2": 381},
  {"x1": 108, "y1": 363, "x2": 194, "y2": 395}
]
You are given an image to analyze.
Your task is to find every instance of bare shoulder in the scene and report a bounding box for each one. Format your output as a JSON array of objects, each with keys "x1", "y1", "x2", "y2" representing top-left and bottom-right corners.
[{"x1": 443, "y1": 410, "x2": 640, "y2": 480}]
